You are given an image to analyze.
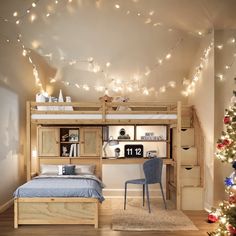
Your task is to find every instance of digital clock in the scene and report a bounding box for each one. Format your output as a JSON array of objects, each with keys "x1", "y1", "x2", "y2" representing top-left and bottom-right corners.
[{"x1": 124, "y1": 144, "x2": 143, "y2": 157}]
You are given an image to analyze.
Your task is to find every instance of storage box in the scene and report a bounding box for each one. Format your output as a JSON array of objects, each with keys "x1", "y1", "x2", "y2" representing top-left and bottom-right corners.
[
  {"x1": 181, "y1": 187, "x2": 204, "y2": 210},
  {"x1": 181, "y1": 166, "x2": 200, "y2": 187},
  {"x1": 172, "y1": 128, "x2": 194, "y2": 147}
]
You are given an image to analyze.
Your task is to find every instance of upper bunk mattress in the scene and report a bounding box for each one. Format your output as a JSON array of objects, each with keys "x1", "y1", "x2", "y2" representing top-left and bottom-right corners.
[{"x1": 31, "y1": 114, "x2": 177, "y2": 120}]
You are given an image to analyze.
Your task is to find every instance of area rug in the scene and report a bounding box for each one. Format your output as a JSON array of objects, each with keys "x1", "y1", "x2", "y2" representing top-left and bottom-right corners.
[{"x1": 112, "y1": 200, "x2": 198, "y2": 231}]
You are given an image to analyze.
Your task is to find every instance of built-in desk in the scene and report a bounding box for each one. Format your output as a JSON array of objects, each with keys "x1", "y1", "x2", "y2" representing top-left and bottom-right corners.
[
  {"x1": 102, "y1": 157, "x2": 175, "y2": 201},
  {"x1": 102, "y1": 157, "x2": 174, "y2": 165}
]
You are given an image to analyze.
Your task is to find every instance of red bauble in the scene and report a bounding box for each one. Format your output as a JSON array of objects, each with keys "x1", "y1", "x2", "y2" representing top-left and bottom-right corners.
[
  {"x1": 217, "y1": 143, "x2": 224, "y2": 149},
  {"x1": 227, "y1": 224, "x2": 236, "y2": 235},
  {"x1": 208, "y1": 213, "x2": 218, "y2": 223},
  {"x1": 229, "y1": 194, "x2": 236, "y2": 204},
  {"x1": 223, "y1": 139, "x2": 231, "y2": 146},
  {"x1": 224, "y1": 116, "x2": 231, "y2": 124}
]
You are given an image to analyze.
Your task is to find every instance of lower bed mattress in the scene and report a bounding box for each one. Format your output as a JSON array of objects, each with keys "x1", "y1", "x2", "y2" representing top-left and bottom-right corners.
[{"x1": 14, "y1": 175, "x2": 105, "y2": 202}]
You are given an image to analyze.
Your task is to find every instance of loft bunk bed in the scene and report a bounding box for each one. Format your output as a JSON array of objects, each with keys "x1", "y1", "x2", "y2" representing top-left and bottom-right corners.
[{"x1": 14, "y1": 101, "x2": 186, "y2": 228}]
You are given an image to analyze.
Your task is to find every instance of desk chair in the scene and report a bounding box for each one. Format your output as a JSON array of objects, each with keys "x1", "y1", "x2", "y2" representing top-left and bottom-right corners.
[{"x1": 124, "y1": 157, "x2": 167, "y2": 213}]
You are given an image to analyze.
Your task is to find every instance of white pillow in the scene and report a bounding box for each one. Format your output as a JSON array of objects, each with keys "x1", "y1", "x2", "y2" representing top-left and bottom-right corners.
[
  {"x1": 40, "y1": 164, "x2": 58, "y2": 175},
  {"x1": 75, "y1": 164, "x2": 96, "y2": 175}
]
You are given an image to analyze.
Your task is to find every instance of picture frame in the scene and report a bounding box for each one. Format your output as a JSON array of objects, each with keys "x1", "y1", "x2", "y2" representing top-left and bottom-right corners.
[{"x1": 69, "y1": 129, "x2": 79, "y2": 142}]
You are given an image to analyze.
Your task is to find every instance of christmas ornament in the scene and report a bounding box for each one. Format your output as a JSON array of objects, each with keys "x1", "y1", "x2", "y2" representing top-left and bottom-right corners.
[{"x1": 208, "y1": 212, "x2": 218, "y2": 223}]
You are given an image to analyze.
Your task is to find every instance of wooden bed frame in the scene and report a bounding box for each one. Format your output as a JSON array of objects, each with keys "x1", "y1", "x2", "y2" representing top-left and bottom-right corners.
[{"x1": 14, "y1": 101, "x2": 188, "y2": 228}]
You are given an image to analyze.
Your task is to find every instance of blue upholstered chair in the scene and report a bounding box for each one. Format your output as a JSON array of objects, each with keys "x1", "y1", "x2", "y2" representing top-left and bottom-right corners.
[{"x1": 124, "y1": 157, "x2": 167, "y2": 213}]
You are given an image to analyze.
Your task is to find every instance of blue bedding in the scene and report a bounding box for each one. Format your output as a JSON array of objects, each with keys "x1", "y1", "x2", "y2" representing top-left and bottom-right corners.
[{"x1": 14, "y1": 175, "x2": 105, "y2": 202}]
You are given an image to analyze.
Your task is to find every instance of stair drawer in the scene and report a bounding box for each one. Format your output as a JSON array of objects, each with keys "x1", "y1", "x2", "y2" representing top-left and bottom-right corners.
[
  {"x1": 181, "y1": 166, "x2": 200, "y2": 187},
  {"x1": 172, "y1": 128, "x2": 194, "y2": 147}
]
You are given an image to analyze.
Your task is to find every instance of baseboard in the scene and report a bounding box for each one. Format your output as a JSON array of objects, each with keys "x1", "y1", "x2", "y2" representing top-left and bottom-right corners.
[{"x1": 0, "y1": 198, "x2": 14, "y2": 214}]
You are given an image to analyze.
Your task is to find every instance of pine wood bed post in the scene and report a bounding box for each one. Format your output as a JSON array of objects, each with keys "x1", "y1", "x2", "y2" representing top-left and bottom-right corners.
[
  {"x1": 176, "y1": 101, "x2": 182, "y2": 210},
  {"x1": 26, "y1": 101, "x2": 31, "y2": 181},
  {"x1": 14, "y1": 199, "x2": 18, "y2": 228}
]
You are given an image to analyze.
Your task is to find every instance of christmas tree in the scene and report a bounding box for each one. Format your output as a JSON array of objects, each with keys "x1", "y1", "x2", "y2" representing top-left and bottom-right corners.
[{"x1": 208, "y1": 93, "x2": 236, "y2": 236}]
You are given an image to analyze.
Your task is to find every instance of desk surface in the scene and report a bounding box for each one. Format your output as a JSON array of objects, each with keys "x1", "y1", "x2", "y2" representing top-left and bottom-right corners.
[{"x1": 102, "y1": 157, "x2": 174, "y2": 165}]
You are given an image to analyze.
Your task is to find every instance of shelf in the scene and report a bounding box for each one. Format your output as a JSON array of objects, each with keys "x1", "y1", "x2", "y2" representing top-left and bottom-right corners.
[
  {"x1": 109, "y1": 139, "x2": 169, "y2": 142},
  {"x1": 38, "y1": 156, "x2": 100, "y2": 159},
  {"x1": 60, "y1": 141, "x2": 80, "y2": 144}
]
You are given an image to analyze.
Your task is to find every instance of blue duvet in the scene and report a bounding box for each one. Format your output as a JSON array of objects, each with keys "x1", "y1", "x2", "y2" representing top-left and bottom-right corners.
[{"x1": 14, "y1": 175, "x2": 105, "y2": 202}]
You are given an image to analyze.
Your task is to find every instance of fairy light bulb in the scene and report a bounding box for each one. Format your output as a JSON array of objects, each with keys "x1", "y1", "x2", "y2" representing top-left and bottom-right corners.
[
  {"x1": 168, "y1": 81, "x2": 176, "y2": 88},
  {"x1": 16, "y1": 20, "x2": 20, "y2": 24},
  {"x1": 75, "y1": 84, "x2": 80, "y2": 88},
  {"x1": 143, "y1": 88, "x2": 149, "y2": 95},
  {"x1": 115, "y1": 4, "x2": 120, "y2": 9},
  {"x1": 165, "y1": 53, "x2": 171, "y2": 59},
  {"x1": 158, "y1": 59, "x2": 163, "y2": 64},
  {"x1": 217, "y1": 44, "x2": 223, "y2": 50},
  {"x1": 13, "y1": 12, "x2": 18, "y2": 17},
  {"x1": 145, "y1": 18, "x2": 151, "y2": 24},
  {"x1": 32, "y1": 2, "x2": 36, "y2": 7},
  {"x1": 30, "y1": 14, "x2": 36, "y2": 22},
  {"x1": 106, "y1": 62, "x2": 111, "y2": 67},
  {"x1": 83, "y1": 84, "x2": 90, "y2": 91},
  {"x1": 159, "y1": 86, "x2": 166, "y2": 93},
  {"x1": 149, "y1": 10, "x2": 154, "y2": 16},
  {"x1": 22, "y1": 49, "x2": 27, "y2": 56}
]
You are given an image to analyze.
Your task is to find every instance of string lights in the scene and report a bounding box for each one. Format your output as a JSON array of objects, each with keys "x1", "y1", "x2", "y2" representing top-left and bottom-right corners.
[
  {"x1": 181, "y1": 41, "x2": 213, "y2": 97},
  {"x1": 0, "y1": 16, "x2": 42, "y2": 89},
  {"x1": 215, "y1": 36, "x2": 236, "y2": 82},
  {"x1": 0, "y1": 0, "x2": 209, "y2": 97}
]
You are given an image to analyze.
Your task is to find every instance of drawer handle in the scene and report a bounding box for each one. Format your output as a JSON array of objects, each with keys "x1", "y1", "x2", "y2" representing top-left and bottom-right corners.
[
  {"x1": 185, "y1": 167, "x2": 192, "y2": 170},
  {"x1": 181, "y1": 129, "x2": 187, "y2": 131},
  {"x1": 182, "y1": 147, "x2": 190, "y2": 150}
]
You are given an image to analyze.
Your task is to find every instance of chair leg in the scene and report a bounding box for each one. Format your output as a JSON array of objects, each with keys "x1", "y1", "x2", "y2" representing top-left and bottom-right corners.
[
  {"x1": 160, "y1": 182, "x2": 167, "y2": 209},
  {"x1": 124, "y1": 182, "x2": 128, "y2": 210},
  {"x1": 143, "y1": 184, "x2": 145, "y2": 206},
  {"x1": 145, "y1": 184, "x2": 151, "y2": 213}
]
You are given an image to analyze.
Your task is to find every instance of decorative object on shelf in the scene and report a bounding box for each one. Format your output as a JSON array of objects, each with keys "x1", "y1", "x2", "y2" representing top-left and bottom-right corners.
[
  {"x1": 124, "y1": 144, "x2": 143, "y2": 158},
  {"x1": 99, "y1": 94, "x2": 113, "y2": 103},
  {"x1": 36, "y1": 93, "x2": 47, "y2": 111},
  {"x1": 113, "y1": 96, "x2": 131, "y2": 111},
  {"x1": 65, "y1": 96, "x2": 73, "y2": 111},
  {"x1": 61, "y1": 134, "x2": 69, "y2": 142},
  {"x1": 69, "y1": 129, "x2": 79, "y2": 141},
  {"x1": 103, "y1": 136, "x2": 119, "y2": 157},
  {"x1": 146, "y1": 150, "x2": 158, "y2": 158},
  {"x1": 115, "y1": 148, "x2": 121, "y2": 158},
  {"x1": 118, "y1": 128, "x2": 130, "y2": 139},
  {"x1": 58, "y1": 89, "x2": 64, "y2": 102},
  {"x1": 62, "y1": 146, "x2": 69, "y2": 157},
  {"x1": 99, "y1": 95, "x2": 114, "y2": 111},
  {"x1": 140, "y1": 132, "x2": 164, "y2": 141},
  {"x1": 69, "y1": 144, "x2": 77, "y2": 157}
]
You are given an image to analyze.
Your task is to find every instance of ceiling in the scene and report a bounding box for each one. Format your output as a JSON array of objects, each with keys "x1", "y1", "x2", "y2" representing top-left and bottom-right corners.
[{"x1": 0, "y1": 0, "x2": 236, "y2": 102}]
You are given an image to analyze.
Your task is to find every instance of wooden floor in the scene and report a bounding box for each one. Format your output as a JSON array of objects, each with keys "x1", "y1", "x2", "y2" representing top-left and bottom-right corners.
[{"x1": 0, "y1": 199, "x2": 216, "y2": 236}]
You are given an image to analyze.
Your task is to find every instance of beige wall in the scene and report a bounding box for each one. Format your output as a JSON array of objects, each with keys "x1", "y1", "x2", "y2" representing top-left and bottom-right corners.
[
  {"x1": 0, "y1": 45, "x2": 35, "y2": 208},
  {"x1": 188, "y1": 32, "x2": 215, "y2": 210}
]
